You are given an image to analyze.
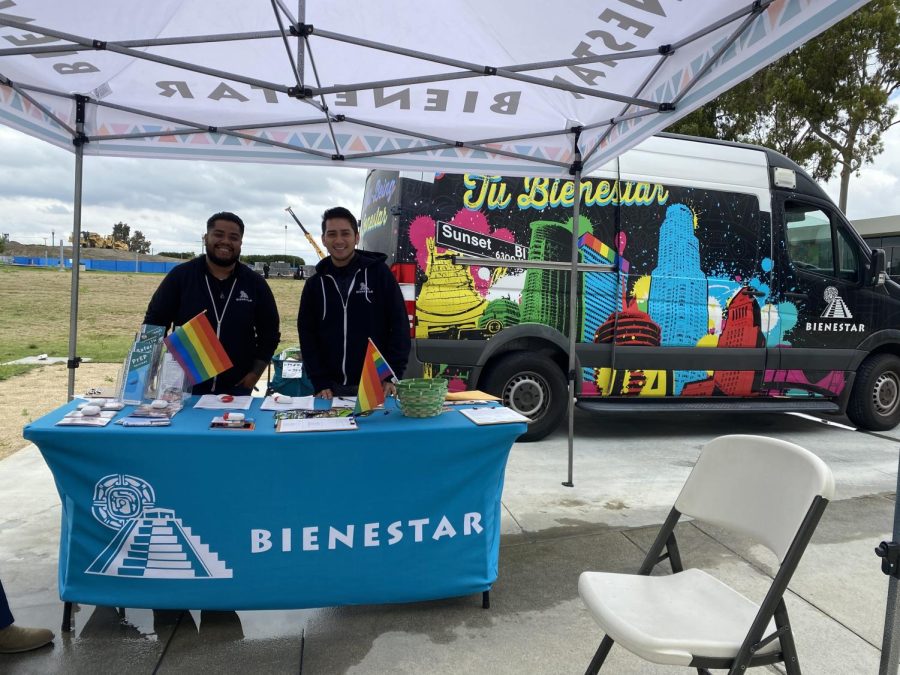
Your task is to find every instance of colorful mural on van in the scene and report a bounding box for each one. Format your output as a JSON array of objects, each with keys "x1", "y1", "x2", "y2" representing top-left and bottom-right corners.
[{"x1": 361, "y1": 172, "x2": 846, "y2": 399}]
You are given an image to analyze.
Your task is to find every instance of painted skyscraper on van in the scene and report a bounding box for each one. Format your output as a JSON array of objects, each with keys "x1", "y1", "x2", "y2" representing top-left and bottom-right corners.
[{"x1": 647, "y1": 203, "x2": 709, "y2": 394}]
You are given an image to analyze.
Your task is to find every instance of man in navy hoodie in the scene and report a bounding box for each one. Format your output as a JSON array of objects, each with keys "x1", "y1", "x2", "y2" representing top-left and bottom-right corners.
[
  {"x1": 144, "y1": 212, "x2": 281, "y2": 395},
  {"x1": 298, "y1": 206, "x2": 410, "y2": 399}
]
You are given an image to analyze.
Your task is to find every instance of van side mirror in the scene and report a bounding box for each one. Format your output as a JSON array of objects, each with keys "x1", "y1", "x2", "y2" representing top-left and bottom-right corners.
[{"x1": 869, "y1": 248, "x2": 887, "y2": 287}]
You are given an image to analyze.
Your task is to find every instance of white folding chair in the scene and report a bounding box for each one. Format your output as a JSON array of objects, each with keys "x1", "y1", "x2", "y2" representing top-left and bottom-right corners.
[{"x1": 579, "y1": 434, "x2": 834, "y2": 675}]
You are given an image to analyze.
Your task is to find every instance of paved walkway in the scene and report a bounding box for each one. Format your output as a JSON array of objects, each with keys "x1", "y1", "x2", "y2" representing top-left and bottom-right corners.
[{"x1": 1, "y1": 409, "x2": 898, "y2": 673}]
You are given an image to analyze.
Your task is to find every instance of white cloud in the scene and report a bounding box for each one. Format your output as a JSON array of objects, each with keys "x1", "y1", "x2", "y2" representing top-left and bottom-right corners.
[
  {"x1": 823, "y1": 122, "x2": 900, "y2": 221},
  {"x1": 0, "y1": 127, "x2": 367, "y2": 261}
]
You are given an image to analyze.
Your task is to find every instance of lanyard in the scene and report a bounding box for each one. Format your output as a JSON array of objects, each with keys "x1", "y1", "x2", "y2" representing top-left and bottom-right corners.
[{"x1": 205, "y1": 275, "x2": 237, "y2": 337}]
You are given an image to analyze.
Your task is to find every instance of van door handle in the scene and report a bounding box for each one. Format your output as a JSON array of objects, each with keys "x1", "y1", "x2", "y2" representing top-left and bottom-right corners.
[{"x1": 785, "y1": 292, "x2": 808, "y2": 300}]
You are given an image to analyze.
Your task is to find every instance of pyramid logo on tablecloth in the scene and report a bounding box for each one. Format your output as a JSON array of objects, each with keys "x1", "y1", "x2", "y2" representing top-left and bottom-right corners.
[{"x1": 86, "y1": 474, "x2": 232, "y2": 579}]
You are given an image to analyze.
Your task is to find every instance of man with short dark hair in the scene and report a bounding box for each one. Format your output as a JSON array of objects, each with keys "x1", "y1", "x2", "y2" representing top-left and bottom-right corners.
[
  {"x1": 298, "y1": 206, "x2": 410, "y2": 399},
  {"x1": 144, "y1": 212, "x2": 281, "y2": 395}
]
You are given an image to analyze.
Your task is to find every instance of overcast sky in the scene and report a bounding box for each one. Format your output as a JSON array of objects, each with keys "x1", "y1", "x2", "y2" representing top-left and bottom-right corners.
[
  {"x1": 1, "y1": 122, "x2": 898, "y2": 261},
  {"x1": 0, "y1": 126, "x2": 368, "y2": 261}
]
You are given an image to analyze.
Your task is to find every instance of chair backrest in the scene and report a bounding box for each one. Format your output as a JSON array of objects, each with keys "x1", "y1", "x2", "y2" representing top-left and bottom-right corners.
[{"x1": 674, "y1": 434, "x2": 835, "y2": 562}]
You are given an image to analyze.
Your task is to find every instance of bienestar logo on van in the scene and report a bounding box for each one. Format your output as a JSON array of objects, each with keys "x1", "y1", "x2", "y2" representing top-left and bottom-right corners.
[{"x1": 805, "y1": 287, "x2": 866, "y2": 333}]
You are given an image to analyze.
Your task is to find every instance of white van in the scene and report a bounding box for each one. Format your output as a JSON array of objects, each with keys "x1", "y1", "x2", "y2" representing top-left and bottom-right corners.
[{"x1": 359, "y1": 133, "x2": 895, "y2": 441}]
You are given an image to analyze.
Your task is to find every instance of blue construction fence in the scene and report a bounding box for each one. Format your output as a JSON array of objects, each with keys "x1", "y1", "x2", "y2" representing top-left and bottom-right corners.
[{"x1": 3, "y1": 256, "x2": 180, "y2": 274}]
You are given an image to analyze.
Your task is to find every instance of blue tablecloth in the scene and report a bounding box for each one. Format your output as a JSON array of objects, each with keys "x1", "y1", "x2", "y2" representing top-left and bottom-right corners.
[{"x1": 23, "y1": 398, "x2": 525, "y2": 610}]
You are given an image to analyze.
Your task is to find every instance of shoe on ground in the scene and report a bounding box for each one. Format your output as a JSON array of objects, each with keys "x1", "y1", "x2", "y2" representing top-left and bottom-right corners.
[{"x1": 0, "y1": 624, "x2": 55, "y2": 653}]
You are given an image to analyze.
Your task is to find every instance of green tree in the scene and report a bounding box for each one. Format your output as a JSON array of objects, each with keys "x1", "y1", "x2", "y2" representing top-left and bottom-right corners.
[
  {"x1": 129, "y1": 230, "x2": 151, "y2": 254},
  {"x1": 669, "y1": 0, "x2": 900, "y2": 212},
  {"x1": 111, "y1": 221, "x2": 130, "y2": 244}
]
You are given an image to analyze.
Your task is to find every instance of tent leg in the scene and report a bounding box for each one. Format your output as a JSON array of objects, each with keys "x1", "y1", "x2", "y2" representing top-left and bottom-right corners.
[
  {"x1": 563, "y1": 133, "x2": 582, "y2": 488},
  {"x1": 879, "y1": 452, "x2": 900, "y2": 674},
  {"x1": 66, "y1": 131, "x2": 85, "y2": 401},
  {"x1": 881, "y1": 576, "x2": 900, "y2": 674}
]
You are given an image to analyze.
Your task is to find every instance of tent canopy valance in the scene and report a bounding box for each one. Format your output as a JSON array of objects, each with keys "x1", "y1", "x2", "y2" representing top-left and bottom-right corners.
[{"x1": 0, "y1": 0, "x2": 870, "y2": 177}]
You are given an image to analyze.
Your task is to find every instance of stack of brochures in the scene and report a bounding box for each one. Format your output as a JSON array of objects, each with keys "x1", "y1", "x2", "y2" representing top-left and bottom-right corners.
[
  {"x1": 120, "y1": 324, "x2": 166, "y2": 405},
  {"x1": 116, "y1": 401, "x2": 182, "y2": 427},
  {"x1": 272, "y1": 408, "x2": 357, "y2": 432},
  {"x1": 457, "y1": 406, "x2": 531, "y2": 425},
  {"x1": 56, "y1": 410, "x2": 117, "y2": 427},
  {"x1": 276, "y1": 416, "x2": 357, "y2": 433},
  {"x1": 117, "y1": 416, "x2": 172, "y2": 428}
]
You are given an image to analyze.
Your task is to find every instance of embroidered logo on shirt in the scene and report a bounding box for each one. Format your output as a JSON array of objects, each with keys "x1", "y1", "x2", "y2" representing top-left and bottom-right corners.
[
  {"x1": 236, "y1": 290, "x2": 252, "y2": 302},
  {"x1": 356, "y1": 282, "x2": 372, "y2": 297}
]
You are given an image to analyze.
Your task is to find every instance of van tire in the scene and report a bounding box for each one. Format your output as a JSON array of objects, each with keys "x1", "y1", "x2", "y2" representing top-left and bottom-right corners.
[
  {"x1": 483, "y1": 353, "x2": 567, "y2": 442},
  {"x1": 847, "y1": 354, "x2": 900, "y2": 431}
]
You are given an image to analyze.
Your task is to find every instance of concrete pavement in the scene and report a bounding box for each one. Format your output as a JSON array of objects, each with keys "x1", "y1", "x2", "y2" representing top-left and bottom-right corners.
[{"x1": 1, "y1": 408, "x2": 898, "y2": 673}]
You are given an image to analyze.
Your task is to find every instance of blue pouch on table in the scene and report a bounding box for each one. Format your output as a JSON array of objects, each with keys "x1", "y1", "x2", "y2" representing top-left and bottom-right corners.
[{"x1": 268, "y1": 347, "x2": 315, "y2": 397}]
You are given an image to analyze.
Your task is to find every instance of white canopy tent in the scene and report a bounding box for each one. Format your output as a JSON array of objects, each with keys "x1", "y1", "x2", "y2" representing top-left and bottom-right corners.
[
  {"x1": 0, "y1": 0, "x2": 870, "y2": 478},
  {"x1": 15, "y1": 2, "x2": 900, "y2": 667}
]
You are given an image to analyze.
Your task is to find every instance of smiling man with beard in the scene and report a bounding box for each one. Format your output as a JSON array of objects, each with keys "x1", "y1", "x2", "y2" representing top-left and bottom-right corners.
[{"x1": 144, "y1": 212, "x2": 281, "y2": 395}]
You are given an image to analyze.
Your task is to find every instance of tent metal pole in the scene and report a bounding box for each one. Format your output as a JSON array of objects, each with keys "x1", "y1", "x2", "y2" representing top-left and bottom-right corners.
[
  {"x1": 66, "y1": 119, "x2": 85, "y2": 401},
  {"x1": 564, "y1": 131, "x2": 583, "y2": 488},
  {"x1": 296, "y1": 0, "x2": 305, "y2": 82},
  {"x1": 878, "y1": 456, "x2": 900, "y2": 674}
]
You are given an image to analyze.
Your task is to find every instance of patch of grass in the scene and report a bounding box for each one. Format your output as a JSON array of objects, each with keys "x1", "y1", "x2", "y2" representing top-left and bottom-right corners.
[
  {"x1": 0, "y1": 364, "x2": 38, "y2": 382},
  {"x1": 0, "y1": 265, "x2": 303, "y2": 364}
]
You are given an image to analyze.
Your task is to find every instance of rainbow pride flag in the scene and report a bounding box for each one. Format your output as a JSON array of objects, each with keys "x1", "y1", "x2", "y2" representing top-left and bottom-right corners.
[
  {"x1": 354, "y1": 338, "x2": 395, "y2": 414},
  {"x1": 164, "y1": 311, "x2": 233, "y2": 385}
]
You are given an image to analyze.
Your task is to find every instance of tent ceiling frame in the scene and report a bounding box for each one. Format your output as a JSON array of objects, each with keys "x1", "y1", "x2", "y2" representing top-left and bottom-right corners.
[
  {"x1": 0, "y1": 0, "x2": 779, "y2": 172},
  {"x1": 0, "y1": 75, "x2": 75, "y2": 135},
  {"x1": 300, "y1": 33, "x2": 341, "y2": 156},
  {"x1": 588, "y1": 50, "x2": 671, "y2": 160},
  {"x1": 0, "y1": 0, "x2": 789, "y2": 173},
  {"x1": 310, "y1": 27, "x2": 661, "y2": 109},
  {"x1": 1, "y1": 78, "x2": 575, "y2": 168},
  {"x1": 586, "y1": 0, "x2": 771, "y2": 163},
  {"x1": 270, "y1": 0, "x2": 303, "y2": 91},
  {"x1": 0, "y1": 30, "x2": 287, "y2": 56},
  {"x1": 673, "y1": 2, "x2": 767, "y2": 107},
  {"x1": 273, "y1": 0, "x2": 298, "y2": 28},
  {"x1": 0, "y1": 18, "x2": 296, "y2": 94}
]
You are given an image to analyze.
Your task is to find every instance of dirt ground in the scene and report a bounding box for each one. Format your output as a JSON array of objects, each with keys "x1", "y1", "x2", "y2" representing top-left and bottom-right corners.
[{"x1": 0, "y1": 363, "x2": 121, "y2": 460}]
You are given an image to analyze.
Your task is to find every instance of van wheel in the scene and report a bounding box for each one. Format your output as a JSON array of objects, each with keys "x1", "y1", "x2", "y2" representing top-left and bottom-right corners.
[
  {"x1": 483, "y1": 353, "x2": 567, "y2": 442},
  {"x1": 847, "y1": 354, "x2": 900, "y2": 431}
]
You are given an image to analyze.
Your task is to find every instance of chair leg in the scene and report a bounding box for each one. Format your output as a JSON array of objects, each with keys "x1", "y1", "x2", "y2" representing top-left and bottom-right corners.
[
  {"x1": 696, "y1": 669, "x2": 713, "y2": 675},
  {"x1": 585, "y1": 635, "x2": 614, "y2": 675},
  {"x1": 774, "y1": 600, "x2": 801, "y2": 675}
]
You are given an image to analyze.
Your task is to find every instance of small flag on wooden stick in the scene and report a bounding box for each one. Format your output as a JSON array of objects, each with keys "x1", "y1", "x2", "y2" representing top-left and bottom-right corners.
[
  {"x1": 163, "y1": 311, "x2": 233, "y2": 385},
  {"x1": 354, "y1": 338, "x2": 396, "y2": 414}
]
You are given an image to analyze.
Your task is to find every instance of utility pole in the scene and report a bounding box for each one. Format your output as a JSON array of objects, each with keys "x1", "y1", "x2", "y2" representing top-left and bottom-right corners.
[
  {"x1": 51, "y1": 230, "x2": 55, "y2": 247},
  {"x1": 284, "y1": 224, "x2": 287, "y2": 256}
]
